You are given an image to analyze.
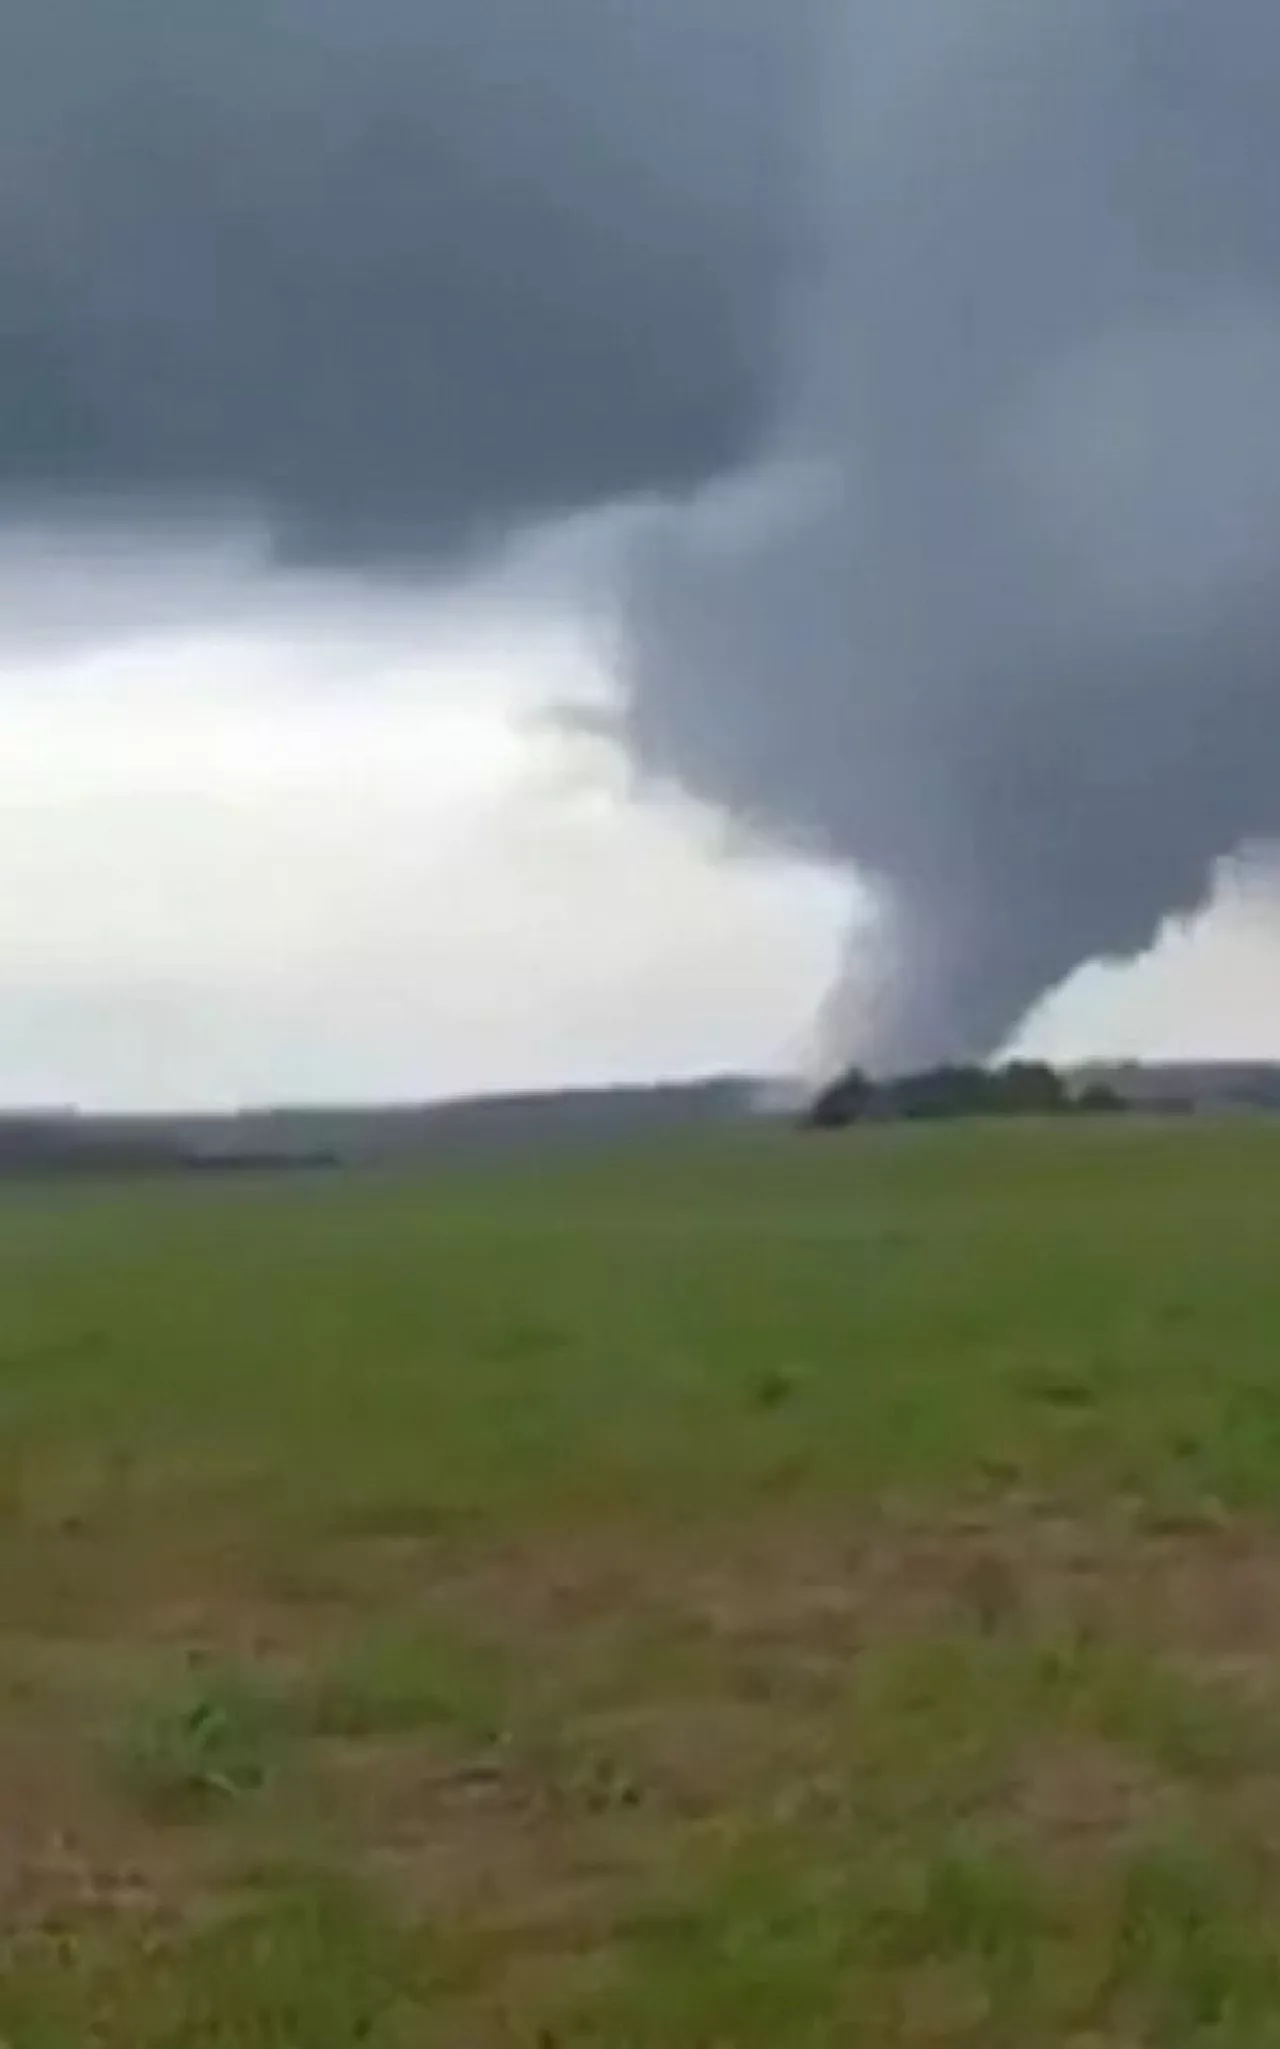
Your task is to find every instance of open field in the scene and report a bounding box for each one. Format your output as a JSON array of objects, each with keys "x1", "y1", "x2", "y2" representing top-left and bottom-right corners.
[{"x1": 2, "y1": 1118, "x2": 1280, "y2": 2041}]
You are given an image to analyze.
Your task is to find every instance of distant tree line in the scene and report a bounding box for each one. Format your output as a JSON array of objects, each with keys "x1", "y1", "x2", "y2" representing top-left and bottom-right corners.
[
  {"x1": 804, "y1": 1061, "x2": 1125, "y2": 1130},
  {"x1": 0, "y1": 1080, "x2": 754, "y2": 1180},
  {"x1": 0, "y1": 1117, "x2": 336, "y2": 1179}
]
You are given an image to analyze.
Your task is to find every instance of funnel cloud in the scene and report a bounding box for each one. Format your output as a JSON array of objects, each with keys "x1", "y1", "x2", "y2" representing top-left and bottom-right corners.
[
  {"x1": 622, "y1": 0, "x2": 1280, "y2": 1068},
  {"x1": 5, "y1": 1, "x2": 1280, "y2": 1070}
]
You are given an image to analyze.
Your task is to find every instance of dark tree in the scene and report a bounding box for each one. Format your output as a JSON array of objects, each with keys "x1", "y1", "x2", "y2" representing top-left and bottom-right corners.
[{"x1": 804, "y1": 1067, "x2": 873, "y2": 1129}]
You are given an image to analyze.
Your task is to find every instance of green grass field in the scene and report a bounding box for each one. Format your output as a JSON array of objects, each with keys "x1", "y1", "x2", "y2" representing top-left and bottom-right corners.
[{"x1": 2, "y1": 1117, "x2": 1280, "y2": 2043}]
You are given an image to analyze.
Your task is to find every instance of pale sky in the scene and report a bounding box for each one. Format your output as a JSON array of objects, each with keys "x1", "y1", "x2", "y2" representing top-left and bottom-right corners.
[
  {"x1": 1017, "y1": 863, "x2": 1280, "y2": 1071},
  {"x1": 0, "y1": 532, "x2": 853, "y2": 1109},
  {"x1": 0, "y1": 528, "x2": 1276, "y2": 1112}
]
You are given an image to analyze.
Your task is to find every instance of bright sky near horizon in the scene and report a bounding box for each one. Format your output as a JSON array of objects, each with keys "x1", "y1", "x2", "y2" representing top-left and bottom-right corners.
[{"x1": 0, "y1": 545, "x2": 841, "y2": 1110}]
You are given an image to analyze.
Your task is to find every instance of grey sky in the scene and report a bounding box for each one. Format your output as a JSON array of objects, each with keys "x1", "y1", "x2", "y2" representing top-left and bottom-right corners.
[
  {"x1": 2, "y1": 0, "x2": 1280, "y2": 1098},
  {"x1": 0, "y1": 0, "x2": 812, "y2": 547},
  {"x1": 624, "y1": 0, "x2": 1280, "y2": 1067}
]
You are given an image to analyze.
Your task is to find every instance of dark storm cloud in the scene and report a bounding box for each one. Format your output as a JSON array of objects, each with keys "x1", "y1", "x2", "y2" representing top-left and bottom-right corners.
[
  {"x1": 0, "y1": 0, "x2": 813, "y2": 548},
  {"x1": 8, "y1": 0, "x2": 1280, "y2": 1068},
  {"x1": 622, "y1": 0, "x2": 1280, "y2": 1067}
]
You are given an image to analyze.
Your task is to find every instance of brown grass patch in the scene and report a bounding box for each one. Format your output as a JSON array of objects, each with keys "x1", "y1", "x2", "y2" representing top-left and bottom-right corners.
[
  {"x1": 1013, "y1": 1738, "x2": 1180, "y2": 1857},
  {"x1": 6, "y1": 1490, "x2": 1280, "y2": 1979},
  {"x1": 0, "y1": 1723, "x2": 226, "y2": 1938},
  {"x1": 308, "y1": 1724, "x2": 675, "y2": 1956},
  {"x1": 343, "y1": 1497, "x2": 1280, "y2": 1676}
]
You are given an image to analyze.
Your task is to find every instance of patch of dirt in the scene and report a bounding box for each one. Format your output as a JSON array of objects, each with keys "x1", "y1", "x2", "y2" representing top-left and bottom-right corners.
[
  {"x1": 350, "y1": 1499, "x2": 1117, "y2": 1671},
  {"x1": 460, "y1": 1503, "x2": 1280, "y2": 1669},
  {"x1": 296, "y1": 1500, "x2": 1280, "y2": 1780},
  {"x1": 1012, "y1": 1737, "x2": 1180, "y2": 1859},
  {"x1": 1131, "y1": 1523, "x2": 1280, "y2": 1663},
  {"x1": 9, "y1": 1492, "x2": 1280, "y2": 1959},
  {"x1": 0, "y1": 1514, "x2": 338, "y2": 1654},
  {"x1": 0, "y1": 1728, "x2": 216, "y2": 1937},
  {"x1": 311, "y1": 1729, "x2": 675, "y2": 1948},
  {"x1": 569, "y1": 1692, "x2": 836, "y2": 1824}
]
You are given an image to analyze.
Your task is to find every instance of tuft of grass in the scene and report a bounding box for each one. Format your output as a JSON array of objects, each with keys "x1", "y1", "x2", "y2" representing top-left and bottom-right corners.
[
  {"x1": 0, "y1": 1873, "x2": 428, "y2": 2047},
  {"x1": 305, "y1": 1623, "x2": 513, "y2": 1746},
  {"x1": 571, "y1": 1825, "x2": 1280, "y2": 2048},
  {"x1": 111, "y1": 1664, "x2": 293, "y2": 1818},
  {"x1": 575, "y1": 1836, "x2": 1053, "y2": 2046},
  {"x1": 1107, "y1": 1831, "x2": 1280, "y2": 2045},
  {"x1": 138, "y1": 1879, "x2": 428, "y2": 2046},
  {"x1": 750, "y1": 1365, "x2": 805, "y2": 1412}
]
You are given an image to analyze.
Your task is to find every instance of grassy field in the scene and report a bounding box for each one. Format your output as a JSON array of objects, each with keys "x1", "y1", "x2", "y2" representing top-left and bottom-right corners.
[{"x1": 1, "y1": 1118, "x2": 1280, "y2": 2042}]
